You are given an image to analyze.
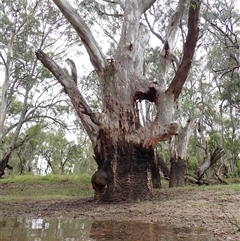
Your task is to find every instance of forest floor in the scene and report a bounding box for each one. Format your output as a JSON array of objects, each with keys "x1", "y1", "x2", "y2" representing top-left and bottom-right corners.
[{"x1": 0, "y1": 176, "x2": 240, "y2": 240}]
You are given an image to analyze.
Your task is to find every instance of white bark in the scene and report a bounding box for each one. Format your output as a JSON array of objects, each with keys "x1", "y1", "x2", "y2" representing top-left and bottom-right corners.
[
  {"x1": 0, "y1": 33, "x2": 15, "y2": 143},
  {"x1": 197, "y1": 151, "x2": 211, "y2": 178},
  {"x1": 114, "y1": 1, "x2": 156, "y2": 75},
  {"x1": 158, "y1": 0, "x2": 187, "y2": 89},
  {"x1": 39, "y1": 0, "x2": 200, "y2": 150},
  {"x1": 168, "y1": 118, "x2": 199, "y2": 160},
  {"x1": 177, "y1": 118, "x2": 199, "y2": 159},
  {"x1": 52, "y1": 0, "x2": 107, "y2": 75},
  {"x1": 134, "y1": 23, "x2": 150, "y2": 74},
  {"x1": 116, "y1": 0, "x2": 145, "y2": 72},
  {"x1": 169, "y1": 136, "x2": 177, "y2": 160},
  {"x1": 166, "y1": 0, "x2": 187, "y2": 49}
]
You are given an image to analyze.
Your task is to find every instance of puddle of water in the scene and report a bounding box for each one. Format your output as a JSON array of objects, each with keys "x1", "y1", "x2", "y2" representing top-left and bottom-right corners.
[{"x1": 0, "y1": 217, "x2": 209, "y2": 241}]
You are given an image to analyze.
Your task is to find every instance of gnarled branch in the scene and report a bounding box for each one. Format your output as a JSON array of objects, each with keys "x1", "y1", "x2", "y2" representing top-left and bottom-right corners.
[
  {"x1": 196, "y1": 147, "x2": 225, "y2": 180},
  {"x1": 36, "y1": 50, "x2": 101, "y2": 145}
]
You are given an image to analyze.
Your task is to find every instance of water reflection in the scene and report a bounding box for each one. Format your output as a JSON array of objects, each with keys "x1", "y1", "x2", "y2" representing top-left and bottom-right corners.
[
  {"x1": 0, "y1": 217, "x2": 209, "y2": 241},
  {"x1": 0, "y1": 217, "x2": 93, "y2": 241}
]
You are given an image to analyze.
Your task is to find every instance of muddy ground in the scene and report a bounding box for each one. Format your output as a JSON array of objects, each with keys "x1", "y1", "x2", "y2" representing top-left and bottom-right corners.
[{"x1": 1, "y1": 185, "x2": 240, "y2": 240}]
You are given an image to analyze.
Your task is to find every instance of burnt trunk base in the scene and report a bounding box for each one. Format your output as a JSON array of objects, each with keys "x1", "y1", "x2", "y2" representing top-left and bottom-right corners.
[
  {"x1": 169, "y1": 158, "x2": 186, "y2": 187},
  {"x1": 92, "y1": 137, "x2": 154, "y2": 202}
]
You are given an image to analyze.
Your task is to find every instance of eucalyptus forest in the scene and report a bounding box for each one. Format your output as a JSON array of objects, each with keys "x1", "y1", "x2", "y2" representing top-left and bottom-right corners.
[{"x1": 0, "y1": 0, "x2": 240, "y2": 202}]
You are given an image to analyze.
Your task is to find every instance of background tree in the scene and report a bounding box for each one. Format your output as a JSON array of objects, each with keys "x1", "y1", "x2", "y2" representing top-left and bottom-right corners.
[
  {"x1": 202, "y1": 0, "x2": 240, "y2": 176},
  {"x1": 0, "y1": 0, "x2": 78, "y2": 177},
  {"x1": 37, "y1": 129, "x2": 90, "y2": 175},
  {"x1": 146, "y1": 0, "x2": 240, "y2": 185}
]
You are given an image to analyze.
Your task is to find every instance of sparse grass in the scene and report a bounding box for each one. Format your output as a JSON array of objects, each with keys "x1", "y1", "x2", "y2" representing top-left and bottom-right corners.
[
  {"x1": 160, "y1": 179, "x2": 169, "y2": 188},
  {"x1": 161, "y1": 177, "x2": 240, "y2": 191},
  {"x1": 1, "y1": 175, "x2": 240, "y2": 203},
  {"x1": 0, "y1": 174, "x2": 94, "y2": 202},
  {"x1": 199, "y1": 182, "x2": 240, "y2": 193},
  {"x1": 222, "y1": 210, "x2": 240, "y2": 232}
]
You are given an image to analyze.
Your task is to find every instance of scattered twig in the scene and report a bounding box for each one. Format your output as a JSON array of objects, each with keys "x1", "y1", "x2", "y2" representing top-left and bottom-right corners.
[{"x1": 222, "y1": 209, "x2": 240, "y2": 231}]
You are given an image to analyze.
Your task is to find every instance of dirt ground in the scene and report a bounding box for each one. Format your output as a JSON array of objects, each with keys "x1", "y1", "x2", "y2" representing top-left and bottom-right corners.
[{"x1": 1, "y1": 186, "x2": 240, "y2": 240}]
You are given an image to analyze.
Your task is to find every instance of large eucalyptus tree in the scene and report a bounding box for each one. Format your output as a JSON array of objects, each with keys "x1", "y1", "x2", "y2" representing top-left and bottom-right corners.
[{"x1": 37, "y1": 0, "x2": 200, "y2": 202}]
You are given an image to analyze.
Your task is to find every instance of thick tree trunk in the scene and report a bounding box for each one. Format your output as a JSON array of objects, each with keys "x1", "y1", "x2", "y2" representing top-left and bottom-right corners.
[
  {"x1": 169, "y1": 157, "x2": 186, "y2": 187},
  {"x1": 92, "y1": 130, "x2": 154, "y2": 202},
  {"x1": 37, "y1": 0, "x2": 201, "y2": 202}
]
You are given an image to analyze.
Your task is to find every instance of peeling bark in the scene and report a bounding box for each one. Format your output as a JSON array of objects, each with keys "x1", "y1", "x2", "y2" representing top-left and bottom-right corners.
[
  {"x1": 166, "y1": 0, "x2": 188, "y2": 49},
  {"x1": 158, "y1": 0, "x2": 188, "y2": 88},
  {"x1": 37, "y1": 0, "x2": 201, "y2": 202}
]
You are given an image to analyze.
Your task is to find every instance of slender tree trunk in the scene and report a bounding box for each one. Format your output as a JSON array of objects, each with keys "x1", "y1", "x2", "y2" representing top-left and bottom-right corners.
[
  {"x1": 169, "y1": 118, "x2": 199, "y2": 187},
  {"x1": 0, "y1": 33, "x2": 15, "y2": 176},
  {"x1": 46, "y1": 158, "x2": 55, "y2": 174},
  {"x1": 0, "y1": 32, "x2": 15, "y2": 143},
  {"x1": 0, "y1": 84, "x2": 31, "y2": 177}
]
